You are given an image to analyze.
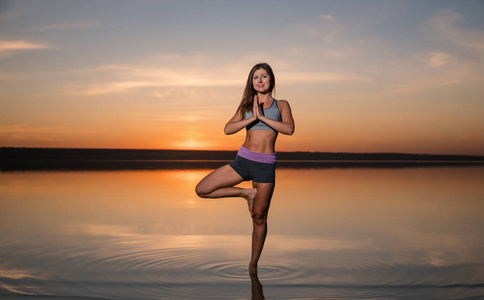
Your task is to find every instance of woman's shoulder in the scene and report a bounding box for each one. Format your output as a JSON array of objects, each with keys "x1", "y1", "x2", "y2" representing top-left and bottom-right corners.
[{"x1": 276, "y1": 99, "x2": 291, "y2": 108}]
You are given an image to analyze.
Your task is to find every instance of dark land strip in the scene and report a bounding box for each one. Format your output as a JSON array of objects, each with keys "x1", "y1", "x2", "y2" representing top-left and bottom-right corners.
[{"x1": 2, "y1": 147, "x2": 484, "y2": 171}]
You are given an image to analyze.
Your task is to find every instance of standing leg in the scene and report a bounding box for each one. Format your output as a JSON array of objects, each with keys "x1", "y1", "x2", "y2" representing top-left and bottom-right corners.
[
  {"x1": 249, "y1": 182, "x2": 274, "y2": 273},
  {"x1": 195, "y1": 164, "x2": 257, "y2": 212}
]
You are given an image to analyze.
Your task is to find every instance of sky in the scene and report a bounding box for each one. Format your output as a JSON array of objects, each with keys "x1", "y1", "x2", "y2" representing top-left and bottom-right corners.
[{"x1": 1, "y1": 0, "x2": 483, "y2": 155}]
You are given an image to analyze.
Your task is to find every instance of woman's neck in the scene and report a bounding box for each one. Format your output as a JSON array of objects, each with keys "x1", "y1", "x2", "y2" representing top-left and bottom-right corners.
[{"x1": 257, "y1": 93, "x2": 273, "y2": 104}]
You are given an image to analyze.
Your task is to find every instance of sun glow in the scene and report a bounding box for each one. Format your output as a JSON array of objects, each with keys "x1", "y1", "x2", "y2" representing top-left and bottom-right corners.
[{"x1": 172, "y1": 139, "x2": 210, "y2": 150}]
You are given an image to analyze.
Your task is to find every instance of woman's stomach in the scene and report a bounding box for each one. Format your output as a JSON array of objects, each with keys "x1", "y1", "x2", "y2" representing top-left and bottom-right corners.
[{"x1": 243, "y1": 130, "x2": 278, "y2": 153}]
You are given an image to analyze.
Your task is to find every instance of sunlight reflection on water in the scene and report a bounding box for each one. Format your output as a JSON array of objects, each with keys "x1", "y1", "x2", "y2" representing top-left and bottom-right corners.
[{"x1": 1, "y1": 167, "x2": 484, "y2": 299}]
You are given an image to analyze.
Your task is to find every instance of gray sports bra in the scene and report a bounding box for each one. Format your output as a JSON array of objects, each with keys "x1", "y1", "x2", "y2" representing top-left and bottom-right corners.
[{"x1": 244, "y1": 99, "x2": 282, "y2": 131}]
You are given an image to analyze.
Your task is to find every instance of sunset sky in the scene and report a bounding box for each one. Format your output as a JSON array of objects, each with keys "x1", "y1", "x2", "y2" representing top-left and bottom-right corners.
[{"x1": 1, "y1": 0, "x2": 483, "y2": 155}]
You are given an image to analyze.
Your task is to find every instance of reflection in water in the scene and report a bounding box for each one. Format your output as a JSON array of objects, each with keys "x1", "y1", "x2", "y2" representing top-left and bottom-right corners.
[
  {"x1": 0, "y1": 167, "x2": 484, "y2": 299},
  {"x1": 250, "y1": 271, "x2": 265, "y2": 300}
]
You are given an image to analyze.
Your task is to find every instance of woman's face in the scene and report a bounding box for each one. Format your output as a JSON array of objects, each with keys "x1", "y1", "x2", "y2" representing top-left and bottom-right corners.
[{"x1": 252, "y1": 68, "x2": 271, "y2": 94}]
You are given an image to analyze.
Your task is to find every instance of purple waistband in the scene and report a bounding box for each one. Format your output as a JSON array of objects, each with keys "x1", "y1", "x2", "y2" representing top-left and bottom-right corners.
[{"x1": 237, "y1": 146, "x2": 276, "y2": 164}]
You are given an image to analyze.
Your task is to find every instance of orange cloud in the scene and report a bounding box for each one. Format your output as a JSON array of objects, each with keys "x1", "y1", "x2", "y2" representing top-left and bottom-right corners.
[
  {"x1": 0, "y1": 40, "x2": 48, "y2": 58},
  {"x1": 70, "y1": 65, "x2": 243, "y2": 95},
  {"x1": 429, "y1": 52, "x2": 454, "y2": 67}
]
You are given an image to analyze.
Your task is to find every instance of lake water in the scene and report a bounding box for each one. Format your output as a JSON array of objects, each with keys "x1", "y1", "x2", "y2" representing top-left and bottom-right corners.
[{"x1": 1, "y1": 165, "x2": 483, "y2": 299}]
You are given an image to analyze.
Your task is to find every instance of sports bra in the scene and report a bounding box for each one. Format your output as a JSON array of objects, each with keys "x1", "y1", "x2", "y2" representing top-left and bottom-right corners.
[{"x1": 244, "y1": 99, "x2": 282, "y2": 131}]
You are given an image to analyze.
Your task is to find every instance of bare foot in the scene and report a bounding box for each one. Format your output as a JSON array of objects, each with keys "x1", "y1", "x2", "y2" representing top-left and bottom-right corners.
[{"x1": 244, "y1": 188, "x2": 257, "y2": 216}]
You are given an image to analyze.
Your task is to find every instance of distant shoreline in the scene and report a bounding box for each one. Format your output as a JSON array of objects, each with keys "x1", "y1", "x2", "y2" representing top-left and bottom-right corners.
[
  {"x1": 2, "y1": 147, "x2": 484, "y2": 161},
  {"x1": 1, "y1": 147, "x2": 483, "y2": 171}
]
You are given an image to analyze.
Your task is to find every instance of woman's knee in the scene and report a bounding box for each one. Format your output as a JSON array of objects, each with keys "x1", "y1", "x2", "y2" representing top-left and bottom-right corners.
[
  {"x1": 252, "y1": 211, "x2": 267, "y2": 225},
  {"x1": 195, "y1": 182, "x2": 210, "y2": 198}
]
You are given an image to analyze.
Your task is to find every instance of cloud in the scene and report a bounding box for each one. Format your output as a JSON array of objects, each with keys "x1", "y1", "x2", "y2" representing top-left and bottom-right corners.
[
  {"x1": 371, "y1": 9, "x2": 484, "y2": 96},
  {"x1": 319, "y1": 14, "x2": 334, "y2": 21},
  {"x1": 427, "y1": 9, "x2": 461, "y2": 32},
  {"x1": 80, "y1": 81, "x2": 158, "y2": 95},
  {"x1": 70, "y1": 64, "x2": 243, "y2": 95},
  {"x1": 0, "y1": 40, "x2": 48, "y2": 58},
  {"x1": 297, "y1": 12, "x2": 342, "y2": 42},
  {"x1": 72, "y1": 63, "x2": 371, "y2": 96},
  {"x1": 19, "y1": 21, "x2": 99, "y2": 32},
  {"x1": 287, "y1": 46, "x2": 343, "y2": 58},
  {"x1": 429, "y1": 52, "x2": 454, "y2": 67},
  {"x1": 427, "y1": 9, "x2": 484, "y2": 52},
  {"x1": 278, "y1": 71, "x2": 371, "y2": 84}
]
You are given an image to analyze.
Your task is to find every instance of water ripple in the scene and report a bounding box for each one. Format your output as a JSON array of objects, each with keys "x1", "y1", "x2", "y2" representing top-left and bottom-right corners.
[{"x1": 1, "y1": 236, "x2": 484, "y2": 299}]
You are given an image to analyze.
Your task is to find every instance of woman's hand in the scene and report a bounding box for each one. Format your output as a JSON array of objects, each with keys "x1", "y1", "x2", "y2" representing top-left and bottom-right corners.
[
  {"x1": 224, "y1": 95, "x2": 258, "y2": 135},
  {"x1": 252, "y1": 95, "x2": 263, "y2": 120}
]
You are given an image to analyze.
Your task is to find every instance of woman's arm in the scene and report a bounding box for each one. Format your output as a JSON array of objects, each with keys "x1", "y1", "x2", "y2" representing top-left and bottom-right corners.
[
  {"x1": 224, "y1": 108, "x2": 256, "y2": 135},
  {"x1": 258, "y1": 100, "x2": 295, "y2": 135}
]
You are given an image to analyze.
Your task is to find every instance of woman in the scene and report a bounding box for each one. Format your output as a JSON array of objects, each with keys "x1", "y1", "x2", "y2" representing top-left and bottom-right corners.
[{"x1": 195, "y1": 62, "x2": 295, "y2": 273}]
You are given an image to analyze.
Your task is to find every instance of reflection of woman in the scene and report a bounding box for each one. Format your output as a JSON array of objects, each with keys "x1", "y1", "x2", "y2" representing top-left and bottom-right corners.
[
  {"x1": 250, "y1": 271, "x2": 265, "y2": 299},
  {"x1": 196, "y1": 62, "x2": 295, "y2": 273}
]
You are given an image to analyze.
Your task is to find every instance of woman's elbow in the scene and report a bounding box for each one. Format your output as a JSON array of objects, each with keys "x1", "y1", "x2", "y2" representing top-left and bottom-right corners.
[
  {"x1": 283, "y1": 127, "x2": 294, "y2": 136},
  {"x1": 224, "y1": 126, "x2": 235, "y2": 135}
]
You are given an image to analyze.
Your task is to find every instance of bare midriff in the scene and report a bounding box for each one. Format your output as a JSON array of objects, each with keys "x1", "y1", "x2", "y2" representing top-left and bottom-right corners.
[{"x1": 243, "y1": 130, "x2": 278, "y2": 154}]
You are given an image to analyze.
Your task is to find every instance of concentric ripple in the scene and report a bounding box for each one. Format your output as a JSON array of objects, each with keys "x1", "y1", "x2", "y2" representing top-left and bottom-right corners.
[
  {"x1": 199, "y1": 261, "x2": 304, "y2": 282},
  {"x1": 2, "y1": 235, "x2": 484, "y2": 299}
]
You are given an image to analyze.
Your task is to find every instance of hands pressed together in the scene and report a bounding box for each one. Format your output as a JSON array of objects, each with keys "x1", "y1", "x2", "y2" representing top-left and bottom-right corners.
[{"x1": 252, "y1": 95, "x2": 264, "y2": 121}]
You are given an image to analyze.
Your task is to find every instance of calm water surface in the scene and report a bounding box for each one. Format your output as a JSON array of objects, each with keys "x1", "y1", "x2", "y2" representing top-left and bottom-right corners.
[{"x1": 1, "y1": 166, "x2": 484, "y2": 299}]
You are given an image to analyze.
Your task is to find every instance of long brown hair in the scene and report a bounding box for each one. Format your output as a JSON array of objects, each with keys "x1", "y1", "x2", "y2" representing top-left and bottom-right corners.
[{"x1": 238, "y1": 63, "x2": 276, "y2": 115}]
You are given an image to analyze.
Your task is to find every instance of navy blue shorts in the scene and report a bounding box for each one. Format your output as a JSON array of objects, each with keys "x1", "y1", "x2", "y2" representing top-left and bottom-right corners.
[{"x1": 229, "y1": 155, "x2": 276, "y2": 183}]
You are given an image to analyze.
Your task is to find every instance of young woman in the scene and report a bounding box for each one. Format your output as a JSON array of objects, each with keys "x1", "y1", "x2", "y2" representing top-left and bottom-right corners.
[{"x1": 195, "y1": 62, "x2": 295, "y2": 273}]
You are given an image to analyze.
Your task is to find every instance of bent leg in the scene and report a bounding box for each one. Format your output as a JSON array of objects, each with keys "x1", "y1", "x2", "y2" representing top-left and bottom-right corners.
[
  {"x1": 249, "y1": 182, "x2": 274, "y2": 273},
  {"x1": 195, "y1": 164, "x2": 256, "y2": 204}
]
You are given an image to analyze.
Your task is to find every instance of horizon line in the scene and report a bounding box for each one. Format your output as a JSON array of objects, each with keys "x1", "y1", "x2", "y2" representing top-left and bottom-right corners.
[{"x1": 1, "y1": 146, "x2": 483, "y2": 158}]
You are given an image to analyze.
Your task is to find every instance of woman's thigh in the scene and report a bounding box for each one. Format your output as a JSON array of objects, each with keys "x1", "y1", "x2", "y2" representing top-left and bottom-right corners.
[{"x1": 196, "y1": 164, "x2": 244, "y2": 194}]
